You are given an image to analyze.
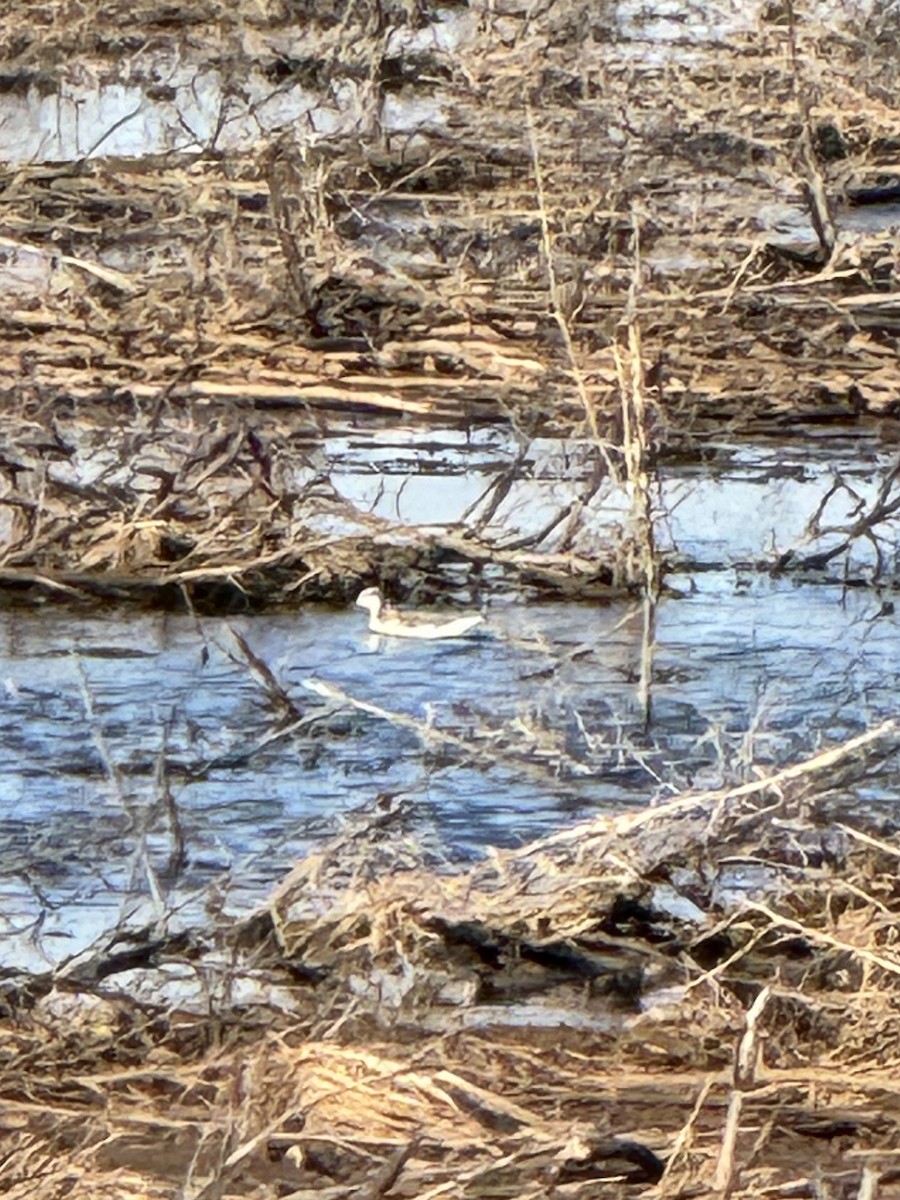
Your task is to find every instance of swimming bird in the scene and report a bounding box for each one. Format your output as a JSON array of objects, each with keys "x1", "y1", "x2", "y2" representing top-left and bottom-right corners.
[{"x1": 355, "y1": 587, "x2": 484, "y2": 640}]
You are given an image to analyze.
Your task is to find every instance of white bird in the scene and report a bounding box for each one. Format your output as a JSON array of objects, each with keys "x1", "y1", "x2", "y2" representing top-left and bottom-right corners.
[{"x1": 355, "y1": 587, "x2": 485, "y2": 640}]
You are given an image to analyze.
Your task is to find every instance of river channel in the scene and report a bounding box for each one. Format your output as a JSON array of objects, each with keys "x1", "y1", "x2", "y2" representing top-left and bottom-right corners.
[{"x1": 1, "y1": 428, "x2": 899, "y2": 970}]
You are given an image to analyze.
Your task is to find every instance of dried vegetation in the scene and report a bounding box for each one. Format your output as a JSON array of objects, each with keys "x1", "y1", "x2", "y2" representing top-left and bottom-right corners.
[
  {"x1": 3, "y1": 2, "x2": 900, "y2": 1197},
  {"x1": 5, "y1": 724, "x2": 900, "y2": 1197},
  {"x1": 1, "y1": 0, "x2": 900, "y2": 600}
]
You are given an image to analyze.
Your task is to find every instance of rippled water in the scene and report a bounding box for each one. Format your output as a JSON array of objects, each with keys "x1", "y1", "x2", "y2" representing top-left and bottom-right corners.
[{"x1": 2, "y1": 465, "x2": 899, "y2": 971}]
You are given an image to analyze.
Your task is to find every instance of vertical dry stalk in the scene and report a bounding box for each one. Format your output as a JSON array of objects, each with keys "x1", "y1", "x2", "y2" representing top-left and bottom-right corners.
[
  {"x1": 524, "y1": 99, "x2": 617, "y2": 480},
  {"x1": 784, "y1": 0, "x2": 835, "y2": 261},
  {"x1": 265, "y1": 145, "x2": 339, "y2": 324},
  {"x1": 76, "y1": 660, "x2": 165, "y2": 914},
  {"x1": 714, "y1": 985, "x2": 771, "y2": 1193},
  {"x1": 857, "y1": 1166, "x2": 879, "y2": 1200},
  {"x1": 614, "y1": 206, "x2": 657, "y2": 595},
  {"x1": 614, "y1": 208, "x2": 659, "y2": 724},
  {"x1": 658, "y1": 1076, "x2": 715, "y2": 1195}
]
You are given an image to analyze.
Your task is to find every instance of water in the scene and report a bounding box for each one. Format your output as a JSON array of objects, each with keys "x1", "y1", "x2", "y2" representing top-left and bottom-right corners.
[
  {"x1": 0, "y1": 0, "x2": 879, "y2": 170},
  {"x1": 1, "y1": 493, "x2": 899, "y2": 972},
  {"x1": 0, "y1": 8, "x2": 474, "y2": 167},
  {"x1": 4, "y1": 422, "x2": 900, "y2": 972},
  {"x1": 328, "y1": 425, "x2": 900, "y2": 573}
]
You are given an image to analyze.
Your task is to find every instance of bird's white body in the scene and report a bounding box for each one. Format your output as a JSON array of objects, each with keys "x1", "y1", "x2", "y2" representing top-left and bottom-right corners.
[{"x1": 355, "y1": 587, "x2": 484, "y2": 640}]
